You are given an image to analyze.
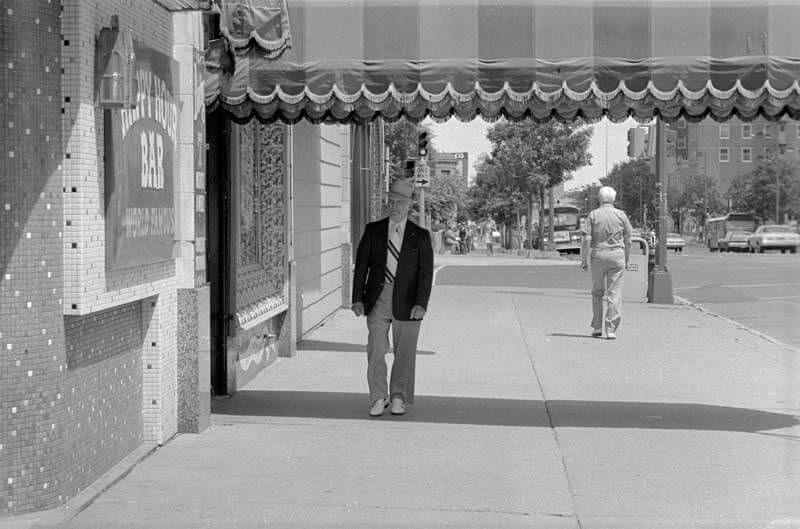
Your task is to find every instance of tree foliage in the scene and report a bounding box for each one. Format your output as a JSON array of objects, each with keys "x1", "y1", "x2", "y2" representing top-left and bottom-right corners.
[
  {"x1": 466, "y1": 154, "x2": 526, "y2": 227},
  {"x1": 726, "y1": 158, "x2": 800, "y2": 223},
  {"x1": 598, "y1": 159, "x2": 657, "y2": 228},
  {"x1": 668, "y1": 173, "x2": 724, "y2": 220},
  {"x1": 486, "y1": 121, "x2": 593, "y2": 193},
  {"x1": 480, "y1": 121, "x2": 593, "y2": 245}
]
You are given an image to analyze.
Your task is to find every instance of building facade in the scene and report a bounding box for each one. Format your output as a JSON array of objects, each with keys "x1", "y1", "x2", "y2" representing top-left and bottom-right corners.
[
  {"x1": 1, "y1": 0, "x2": 385, "y2": 516},
  {"x1": 634, "y1": 118, "x2": 800, "y2": 200},
  {"x1": 431, "y1": 151, "x2": 469, "y2": 189}
]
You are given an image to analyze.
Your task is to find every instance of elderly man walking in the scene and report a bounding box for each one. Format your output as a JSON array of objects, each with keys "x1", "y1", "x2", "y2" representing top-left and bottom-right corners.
[
  {"x1": 580, "y1": 186, "x2": 633, "y2": 339},
  {"x1": 351, "y1": 178, "x2": 434, "y2": 417}
]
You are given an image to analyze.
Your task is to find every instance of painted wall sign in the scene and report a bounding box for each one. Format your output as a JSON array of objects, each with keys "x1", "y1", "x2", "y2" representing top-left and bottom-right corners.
[{"x1": 105, "y1": 41, "x2": 177, "y2": 270}]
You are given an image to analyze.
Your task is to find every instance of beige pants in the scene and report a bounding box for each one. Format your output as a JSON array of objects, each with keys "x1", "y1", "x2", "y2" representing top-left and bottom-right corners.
[
  {"x1": 366, "y1": 283, "x2": 421, "y2": 405},
  {"x1": 590, "y1": 249, "x2": 625, "y2": 332}
]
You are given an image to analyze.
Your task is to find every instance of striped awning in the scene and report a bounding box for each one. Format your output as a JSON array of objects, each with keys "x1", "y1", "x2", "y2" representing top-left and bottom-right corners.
[{"x1": 205, "y1": 0, "x2": 800, "y2": 124}]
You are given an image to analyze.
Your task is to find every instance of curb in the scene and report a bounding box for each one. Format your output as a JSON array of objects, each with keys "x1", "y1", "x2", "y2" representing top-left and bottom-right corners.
[
  {"x1": 674, "y1": 295, "x2": 800, "y2": 354},
  {"x1": 0, "y1": 443, "x2": 160, "y2": 529}
]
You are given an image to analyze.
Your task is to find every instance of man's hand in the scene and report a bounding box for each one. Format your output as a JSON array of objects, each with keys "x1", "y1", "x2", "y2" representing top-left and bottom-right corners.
[
  {"x1": 410, "y1": 305, "x2": 426, "y2": 320},
  {"x1": 580, "y1": 259, "x2": 588, "y2": 272},
  {"x1": 351, "y1": 302, "x2": 365, "y2": 317}
]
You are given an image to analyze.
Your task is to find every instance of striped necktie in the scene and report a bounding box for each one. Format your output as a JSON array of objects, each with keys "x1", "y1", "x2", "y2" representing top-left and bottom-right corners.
[{"x1": 385, "y1": 223, "x2": 401, "y2": 284}]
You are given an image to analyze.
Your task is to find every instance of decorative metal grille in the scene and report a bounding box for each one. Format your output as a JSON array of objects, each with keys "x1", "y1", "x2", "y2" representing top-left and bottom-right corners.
[{"x1": 234, "y1": 121, "x2": 288, "y2": 328}]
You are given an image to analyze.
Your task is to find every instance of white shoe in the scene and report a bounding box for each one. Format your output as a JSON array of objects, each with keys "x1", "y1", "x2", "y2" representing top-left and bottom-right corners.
[
  {"x1": 606, "y1": 331, "x2": 617, "y2": 340},
  {"x1": 369, "y1": 398, "x2": 388, "y2": 417},
  {"x1": 591, "y1": 328, "x2": 602, "y2": 338},
  {"x1": 390, "y1": 398, "x2": 406, "y2": 415}
]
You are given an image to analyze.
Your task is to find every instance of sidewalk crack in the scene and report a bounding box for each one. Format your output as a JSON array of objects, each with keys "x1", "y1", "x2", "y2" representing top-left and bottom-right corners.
[{"x1": 511, "y1": 293, "x2": 584, "y2": 529}]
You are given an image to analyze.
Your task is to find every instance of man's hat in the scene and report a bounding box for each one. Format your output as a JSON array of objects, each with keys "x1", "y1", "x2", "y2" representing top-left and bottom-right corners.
[{"x1": 388, "y1": 178, "x2": 414, "y2": 201}]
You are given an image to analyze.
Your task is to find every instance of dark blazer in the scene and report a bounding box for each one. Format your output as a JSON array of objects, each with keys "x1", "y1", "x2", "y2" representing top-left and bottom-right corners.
[{"x1": 352, "y1": 218, "x2": 434, "y2": 321}]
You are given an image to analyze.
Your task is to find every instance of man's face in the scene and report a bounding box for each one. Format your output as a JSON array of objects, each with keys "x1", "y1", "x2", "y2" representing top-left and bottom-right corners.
[{"x1": 388, "y1": 196, "x2": 411, "y2": 223}]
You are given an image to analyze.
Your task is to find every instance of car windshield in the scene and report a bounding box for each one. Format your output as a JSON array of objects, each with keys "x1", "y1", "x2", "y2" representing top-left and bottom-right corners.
[
  {"x1": 668, "y1": 233, "x2": 680, "y2": 237},
  {"x1": 762, "y1": 226, "x2": 793, "y2": 233}
]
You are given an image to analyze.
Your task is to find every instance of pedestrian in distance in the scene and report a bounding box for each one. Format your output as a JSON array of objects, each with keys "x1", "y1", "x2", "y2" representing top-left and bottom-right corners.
[
  {"x1": 580, "y1": 186, "x2": 633, "y2": 340},
  {"x1": 484, "y1": 219, "x2": 495, "y2": 256},
  {"x1": 351, "y1": 178, "x2": 434, "y2": 417}
]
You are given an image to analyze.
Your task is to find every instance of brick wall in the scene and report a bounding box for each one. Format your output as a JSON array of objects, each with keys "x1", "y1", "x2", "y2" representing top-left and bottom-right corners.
[
  {"x1": 60, "y1": 0, "x2": 179, "y2": 445},
  {"x1": 0, "y1": 0, "x2": 185, "y2": 516},
  {"x1": 62, "y1": 303, "x2": 143, "y2": 499},
  {"x1": 61, "y1": 0, "x2": 175, "y2": 316},
  {"x1": 0, "y1": 0, "x2": 67, "y2": 515}
]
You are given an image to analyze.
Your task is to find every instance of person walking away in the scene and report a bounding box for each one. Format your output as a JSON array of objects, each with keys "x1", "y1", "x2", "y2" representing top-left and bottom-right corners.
[
  {"x1": 351, "y1": 178, "x2": 434, "y2": 417},
  {"x1": 458, "y1": 224, "x2": 468, "y2": 255},
  {"x1": 483, "y1": 224, "x2": 494, "y2": 256},
  {"x1": 444, "y1": 224, "x2": 458, "y2": 254},
  {"x1": 580, "y1": 186, "x2": 632, "y2": 339}
]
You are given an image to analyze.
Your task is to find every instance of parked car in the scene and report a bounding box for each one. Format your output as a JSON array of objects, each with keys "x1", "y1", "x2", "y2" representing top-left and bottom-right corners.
[
  {"x1": 718, "y1": 231, "x2": 751, "y2": 252},
  {"x1": 746, "y1": 225, "x2": 800, "y2": 253},
  {"x1": 665, "y1": 232, "x2": 685, "y2": 252}
]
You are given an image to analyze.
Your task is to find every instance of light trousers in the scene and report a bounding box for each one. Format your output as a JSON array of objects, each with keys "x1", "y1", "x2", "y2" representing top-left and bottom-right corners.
[
  {"x1": 366, "y1": 283, "x2": 421, "y2": 405},
  {"x1": 590, "y1": 249, "x2": 626, "y2": 332}
]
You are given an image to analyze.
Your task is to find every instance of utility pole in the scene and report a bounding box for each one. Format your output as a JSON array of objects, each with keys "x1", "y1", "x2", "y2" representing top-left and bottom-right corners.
[{"x1": 649, "y1": 118, "x2": 674, "y2": 304}]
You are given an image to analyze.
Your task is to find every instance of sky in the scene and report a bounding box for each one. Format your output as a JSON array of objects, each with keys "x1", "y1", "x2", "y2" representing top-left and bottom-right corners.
[{"x1": 423, "y1": 116, "x2": 639, "y2": 191}]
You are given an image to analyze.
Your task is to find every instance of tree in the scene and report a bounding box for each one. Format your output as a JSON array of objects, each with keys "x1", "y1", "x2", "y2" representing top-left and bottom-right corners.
[
  {"x1": 727, "y1": 158, "x2": 800, "y2": 223},
  {"x1": 486, "y1": 121, "x2": 592, "y2": 248},
  {"x1": 565, "y1": 183, "x2": 602, "y2": 216},
  {"x1": 667, "y1": 173, "x2": 723, "y2": 232},
  {"x1": 427, "y1": 167, "x2": 466, "y2": 223},
  {"x1": 599, "y1": 159, "x2": 656, "y2": 228},
  {"x1": 466, "y1": 155, "x2": 527, "y2": 246}
]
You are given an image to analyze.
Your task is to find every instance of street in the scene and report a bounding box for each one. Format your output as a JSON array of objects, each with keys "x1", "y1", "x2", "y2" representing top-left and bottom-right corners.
[
  {"x1": 665, "y1": 244, "x2": 800, "y2": 349},
  {"x1": 462, "y1": 245, "x2": 800, "y2": 349}
]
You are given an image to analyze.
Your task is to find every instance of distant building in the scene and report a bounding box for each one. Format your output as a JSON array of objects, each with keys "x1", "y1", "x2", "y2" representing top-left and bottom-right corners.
[
  {"x1": 635, "y1": 117, "x2": 800, "y2": 201},
  {"x1": 431, "y1": 151, "x2": 469, "y2": 188}
]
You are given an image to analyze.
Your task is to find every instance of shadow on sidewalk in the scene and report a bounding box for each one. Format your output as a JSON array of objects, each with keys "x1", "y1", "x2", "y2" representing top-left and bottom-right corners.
[
  {"x1": 298, "y1": 340, "x2": 436, "y2": 356},
  {"x1": 213, "y1": 391, "x2": 799, "y2": 432}
]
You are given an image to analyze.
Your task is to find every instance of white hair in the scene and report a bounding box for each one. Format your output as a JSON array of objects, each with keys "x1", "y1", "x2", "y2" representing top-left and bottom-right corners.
[{"x1": 598, "y1": 186, "x2": 616, "y2": 204}]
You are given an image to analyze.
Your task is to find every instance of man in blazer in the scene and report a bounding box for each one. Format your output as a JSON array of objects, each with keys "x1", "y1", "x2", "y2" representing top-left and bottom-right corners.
[{"x1": 351, "y1": 177, "x2": 434, "y2": 417}]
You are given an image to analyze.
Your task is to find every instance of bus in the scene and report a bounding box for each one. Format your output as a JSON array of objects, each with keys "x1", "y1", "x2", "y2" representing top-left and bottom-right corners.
[
  {"x1": 541, "y1": 205, "x2": 583, "y2": 253},
  {"x1": 705, "y1": 212, "x2": 758, "y2": 251}
]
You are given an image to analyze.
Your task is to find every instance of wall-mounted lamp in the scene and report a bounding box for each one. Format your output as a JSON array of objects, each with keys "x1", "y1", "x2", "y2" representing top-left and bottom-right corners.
[{"x1": 97, "y1": 15, "x2": 136, "y2": 109}]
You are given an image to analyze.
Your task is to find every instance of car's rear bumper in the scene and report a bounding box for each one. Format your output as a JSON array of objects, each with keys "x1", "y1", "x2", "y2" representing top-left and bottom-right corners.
[{"x1": 759, "y1": 241, "x2": 800, "y2": 248}]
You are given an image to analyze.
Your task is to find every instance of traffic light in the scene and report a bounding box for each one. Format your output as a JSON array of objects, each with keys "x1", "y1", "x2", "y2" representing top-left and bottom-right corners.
[{"x1": 417, "y1": 131, "x2": 429, "y2": 158}]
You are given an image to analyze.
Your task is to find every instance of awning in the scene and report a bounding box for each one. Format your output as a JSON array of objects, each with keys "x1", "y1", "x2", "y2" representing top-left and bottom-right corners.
[{"x1": 205, "y1": 0, "x2": 800, "y2": 124}]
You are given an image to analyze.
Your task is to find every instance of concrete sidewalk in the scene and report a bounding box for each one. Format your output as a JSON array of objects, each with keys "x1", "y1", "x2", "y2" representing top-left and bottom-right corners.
[{"x1": 11, "y1": 260, "x2": 800, "y2": 529}]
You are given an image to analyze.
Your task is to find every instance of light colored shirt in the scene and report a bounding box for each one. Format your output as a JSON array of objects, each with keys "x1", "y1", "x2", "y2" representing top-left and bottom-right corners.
[
  {"x1": 584, "y1": 204, "x2": 632, "y2": 250},
  {"x1": 389, "y1": 218, "x2": 407, "y2": 249}
]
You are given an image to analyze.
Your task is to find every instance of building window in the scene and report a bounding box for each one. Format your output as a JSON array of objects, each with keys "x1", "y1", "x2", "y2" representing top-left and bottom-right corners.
[
  {"x1": 677, "y1": 118, "x2": 686, "y2": 128},
  {"x1": 741, "y1": 124, "x2": 752, "y2": 138},
  {"x1": 764, "y1": 124, "x2": 772, "y2": 138},
  {"x1": 719, "y1": 147, "x2": 729, "y2": 162},
  {"x1": 719, "y1": 124, "x2": 729, "y2": 139},
  {"x1": 742, "y1": 147, "x2": 752, "y2": 162},
  {"x1": 677, "y1": 137, "x2": 686, "y2": 149},
  {"x1": 780, "y1": 123, "x2": 787, "y2": 132}
]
